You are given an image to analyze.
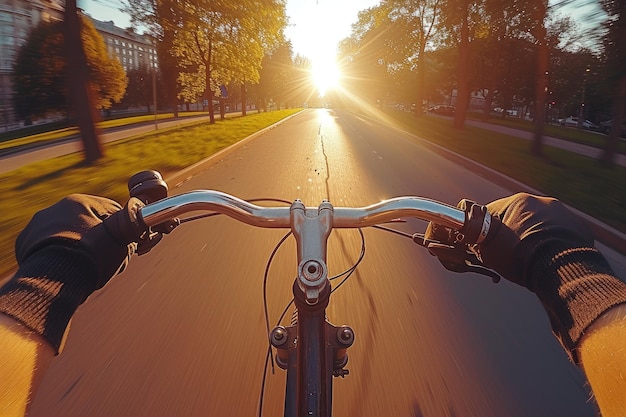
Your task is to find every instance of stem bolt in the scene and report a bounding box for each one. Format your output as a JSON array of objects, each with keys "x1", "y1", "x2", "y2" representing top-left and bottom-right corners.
[
  {"x1": 270, "y1": 326, "x2": 288, "y2": 347},
  {"x1": 337, "y1": 326, "x2": 354, "y2": 346}
]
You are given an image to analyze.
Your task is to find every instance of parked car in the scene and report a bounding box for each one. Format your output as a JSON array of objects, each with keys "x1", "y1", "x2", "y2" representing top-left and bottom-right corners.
[
  {"x1": 428, "y1": 105, "x2": 455, "y2": 116},
  {"x1": 599, "y1": 120, "x2": 626, "y2": 138},
  {"x1": 560, "y1": 116, "x2": 599, "y2": 130}
]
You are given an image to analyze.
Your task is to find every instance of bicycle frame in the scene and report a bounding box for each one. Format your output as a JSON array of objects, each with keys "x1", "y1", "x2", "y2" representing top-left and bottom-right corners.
[{"x1": 138, "y1": 190, "x2": 482, "y2": 417}]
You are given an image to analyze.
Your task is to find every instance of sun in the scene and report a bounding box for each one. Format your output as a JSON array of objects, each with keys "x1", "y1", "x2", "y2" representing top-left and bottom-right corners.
[{"x1": 312, "y1": 58, "x2": 341, "y2": 96}]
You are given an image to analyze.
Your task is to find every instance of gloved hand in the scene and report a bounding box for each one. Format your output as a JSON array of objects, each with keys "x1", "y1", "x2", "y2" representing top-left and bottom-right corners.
[
  {"x1": 0, "y1": 194, "x2": 146, "y2": 352},
  {"x1": 15, "y1": 194, "x2": 146, "y2": 288},
  {"x1": 480, "y1": 193, "x2": 597, "y2": 287},
  {"x1": 425, "y1": 193, "x2": 626, "y2": 363},
  {"x1": 425, "y1": 193, "x2": 593, "y2": 287}
]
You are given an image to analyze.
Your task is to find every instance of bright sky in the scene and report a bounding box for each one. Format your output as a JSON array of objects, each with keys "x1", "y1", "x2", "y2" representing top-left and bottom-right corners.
[{"x1": 81, "y1": 0, "x2": 380, "y2": 61}]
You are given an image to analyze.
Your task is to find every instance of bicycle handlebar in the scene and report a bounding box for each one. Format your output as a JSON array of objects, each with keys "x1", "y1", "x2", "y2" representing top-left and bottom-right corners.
[
  {"x1": 136, "y1": 189, "x2": 493, "y2": 303},
  {"x1": 124, "y1": 174, "x2": 496, "y2": 417},
  {"x1": 138, "y1": 190, "x2": 468, "y2": 231}
]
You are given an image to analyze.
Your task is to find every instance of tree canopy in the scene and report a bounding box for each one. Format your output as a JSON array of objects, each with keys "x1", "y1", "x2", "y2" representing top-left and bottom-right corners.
[
  {"x1": 125, "y1": 0, "x2": 316, "y2": 114},
  {"x1": 169, "y1": 0, "x2": 287, "y2": 122},
  {"x1": 12, "y1": 16, "x2": 127, "y2": 121}
]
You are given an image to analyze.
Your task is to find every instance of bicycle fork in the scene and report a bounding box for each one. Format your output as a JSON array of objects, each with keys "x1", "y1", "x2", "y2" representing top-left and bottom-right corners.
[{"x1": 269, "y1": 200, "x2": 355, "y2": 417}]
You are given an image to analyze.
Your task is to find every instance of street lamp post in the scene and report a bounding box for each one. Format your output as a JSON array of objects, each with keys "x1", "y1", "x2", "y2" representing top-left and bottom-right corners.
[
  {"x1": 577, "y1": 67, "x2": 590, "y2": 129},
  {"x1": 152, "y1": 62, "x2": 157, "y2": 129}
]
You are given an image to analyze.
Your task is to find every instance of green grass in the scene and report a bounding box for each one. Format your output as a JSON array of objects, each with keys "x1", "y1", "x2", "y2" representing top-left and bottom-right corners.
[
  {"x1": 391, "y1": 112, "x2": 626, "y2": 234},
  {"x1": 0, "y1": 109, "x2": 301, "y2": 277}
]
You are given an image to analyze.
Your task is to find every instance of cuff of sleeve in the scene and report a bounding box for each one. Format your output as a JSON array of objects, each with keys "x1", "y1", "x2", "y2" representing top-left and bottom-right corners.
[
  {"x1": 0, "y1": 246, "x2": 98, "y2": 353},
  {"x1": 529, "y1": 241, "x2": 626, "y2": 364}
]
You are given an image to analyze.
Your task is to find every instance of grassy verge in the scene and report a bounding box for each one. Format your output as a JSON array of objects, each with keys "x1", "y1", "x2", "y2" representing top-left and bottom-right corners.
[
  {"x1": 0, "y1": 111, "x2": 208, "y2": 150},
  {"x1": 391, "y1": 112, "x2": 626, "y2": 234},
  {"x1": 0, "y1": 109, "x2": 300, "y2": 277}
]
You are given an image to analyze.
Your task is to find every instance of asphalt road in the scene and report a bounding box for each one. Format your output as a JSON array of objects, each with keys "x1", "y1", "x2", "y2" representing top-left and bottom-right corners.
[{"x1": 28, "y1": 109, "x2": 615, "y2": 417}]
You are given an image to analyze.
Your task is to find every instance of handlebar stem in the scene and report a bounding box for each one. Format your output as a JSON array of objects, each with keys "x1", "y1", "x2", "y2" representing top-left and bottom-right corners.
[{"x1": 291, "y1": 200, "x2": 333, "y2": 305}]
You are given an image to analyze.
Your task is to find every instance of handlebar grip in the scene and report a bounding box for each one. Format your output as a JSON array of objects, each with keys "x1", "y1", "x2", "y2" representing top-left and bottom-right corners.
[
  {"x1": 103, "y1": 197, "x2": 149, "y2": 244},
  {"x1": 459, "y1": 202, "x2": 497, "y2": 245}
]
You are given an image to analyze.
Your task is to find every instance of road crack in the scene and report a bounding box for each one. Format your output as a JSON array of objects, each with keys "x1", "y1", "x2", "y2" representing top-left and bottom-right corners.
[{"x1": 319, "y1": 129, "x2": 332, "y2": 200}]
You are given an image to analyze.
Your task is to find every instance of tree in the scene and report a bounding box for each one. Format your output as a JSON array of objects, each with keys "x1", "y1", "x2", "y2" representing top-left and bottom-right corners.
[
  {"x1": 466, "y1": 0, "x2": 540, "y2": 119},
  {"x1": 66, "y1": 0, "x2": 103, "y2": 162},
  {"x1": 12, "y1": 14, "x2": 127, "y2": 121},
  {"x1": 13, "y1": 4, "x2": 126, "y2": 162},
  {"x1": 338, "y1": 6, "x2": 401, "y2": 106},
  {"x1": 226, "y1": 1, "x2": 287, "y2": 115},
  {"x1": 599, "y1": 0, "x2": 626, "y2": 165},
  {"x1": 171, "y1": 0, "x2": 287, "y2": 123},
  {"x1": 119, "y1": 64, "x2": 158, "y2": 111},
  {"x1": 453, "y1": 0, "x2": 471, "y2": 129},
  {"x1": 436, "y1": 0, "x2": 484, "y2": 129},
  {"x1": 124, "y1": 0, "x2": 185, "y2": 117},
  {"x1": 338, "y1": 1, "x2": 441, "y2": 112},
  {"x1": 383, "y1": 0, "x2": 442, "y2": 115},
  {"x1": 13, "y1": 19, "x2": 66, "y2": 122},
  {"x1": 529, "y1": 0, "x2": 549, "y2": 156},
  {"x1": 258, "y1": 42, "x2": 295, "y2": 110}
]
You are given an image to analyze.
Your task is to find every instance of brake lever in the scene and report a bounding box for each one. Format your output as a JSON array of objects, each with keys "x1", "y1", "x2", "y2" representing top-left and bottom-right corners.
[
  {"x1": 136, "y1": 219, "x2": 180, "y2": 256},
  {"x1": 412, "y1": 233, "x2": 501, "y2": 283}
]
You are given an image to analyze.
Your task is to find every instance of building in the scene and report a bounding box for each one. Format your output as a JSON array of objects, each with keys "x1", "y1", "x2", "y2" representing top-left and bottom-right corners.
[
  {"x1": 89, "y1": 17, "x2": 157, "y2": 73},
  {"x1": 0, "y1": 0, "x2": 64, "y2": 130},
  {"x1": 0, "y1": 2, "x2": 156, "y2": 131}
]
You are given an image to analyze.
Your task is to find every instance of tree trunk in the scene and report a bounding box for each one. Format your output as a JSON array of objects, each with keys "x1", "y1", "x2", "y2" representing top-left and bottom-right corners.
[
  {"x1": 415, "y1": 44, "x2": 426, "y2": 117},
  {"x1": 454, "y1": 2, "x2": 470, "y2": 129},
  {"x1": 205, "y1": 64, "x2": 215, "y2": 124},
  {"x1": 601, "y1": 75, "x2": 626, "y2": 165},
  {"x1": 601, "y1": 2, "x2": 626, "y2": 166},
  {"x1": 241, "y1": 83, "x2": 247, "y2": 116},
  {"x1": 159, "y1": 31, "x2": 178, "y2": 118},
  {"x1": 531, "y1": 1, "x2": 548, "y2": 157},
  {"x1": 64, "y1": 0, "x2": 102, "y2": 163}
]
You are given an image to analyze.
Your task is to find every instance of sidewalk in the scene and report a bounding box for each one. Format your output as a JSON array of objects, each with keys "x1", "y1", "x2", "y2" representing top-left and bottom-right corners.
[
  {"x1": 465, "y1": 119, "x2": 626, "y2": 168},
  {"x1": 0, "y1": 114, "x2": 215, "y2": 175}
]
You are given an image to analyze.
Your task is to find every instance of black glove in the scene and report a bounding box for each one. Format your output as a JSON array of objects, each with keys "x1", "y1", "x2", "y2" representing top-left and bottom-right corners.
[
  {"x1": 476, "y1": 193, "x2": 594, "y2": 287},
  {"x1": 0, "y1": 194, "x2": 146, "y2": 353},
  {"x1": 425, "y1": 193, "x2": 626, "y2": 363}
]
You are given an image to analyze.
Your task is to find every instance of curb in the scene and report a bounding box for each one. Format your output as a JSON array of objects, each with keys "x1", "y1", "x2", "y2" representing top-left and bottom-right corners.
[{"x1": 166, "y1": 110, "x2": 304, "y2": 188}]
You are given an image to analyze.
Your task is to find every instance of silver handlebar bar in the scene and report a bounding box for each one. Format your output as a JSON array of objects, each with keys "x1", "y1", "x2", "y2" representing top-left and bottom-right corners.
[
  {"x1": 138, "y1": 190, "x2": 466, "y2": 230},
  {"x1": 138, "y1": 191, "x2": 472, "y2": 303}
]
